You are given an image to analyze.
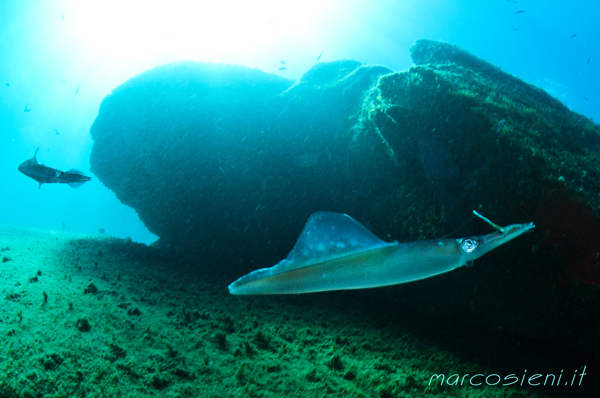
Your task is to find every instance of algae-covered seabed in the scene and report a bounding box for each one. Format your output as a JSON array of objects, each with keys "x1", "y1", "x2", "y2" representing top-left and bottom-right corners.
[{"x1": 0, "y1": 225, "x2": 582, "y2": 398}]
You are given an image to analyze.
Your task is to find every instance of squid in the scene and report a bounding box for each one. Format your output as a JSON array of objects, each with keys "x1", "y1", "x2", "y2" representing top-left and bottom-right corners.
[{"x1": 228, "y1": 211, "x2": 534, "y2": 295}]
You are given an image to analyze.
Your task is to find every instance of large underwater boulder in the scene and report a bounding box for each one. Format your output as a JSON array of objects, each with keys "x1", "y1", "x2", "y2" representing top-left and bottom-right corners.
[
  {"x1": 90, "y1": 41, "x2": 600, "y2": 359},
  {"x1": 90, "y1": 60, "x2": 393, "y2": 267}
]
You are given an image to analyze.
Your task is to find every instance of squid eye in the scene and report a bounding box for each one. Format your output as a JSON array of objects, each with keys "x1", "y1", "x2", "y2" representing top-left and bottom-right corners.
[{"x1": 460, "y1": 239, "x2": 478, "y2": 253}]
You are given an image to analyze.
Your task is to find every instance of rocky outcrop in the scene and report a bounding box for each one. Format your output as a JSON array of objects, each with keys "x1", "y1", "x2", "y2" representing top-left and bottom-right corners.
[
  {"x1": 90, "y1": 41, "x2": 600, "y2": 359},
  {"x1": 89, "y1": 60, "x2": 394, "y2": 268}
]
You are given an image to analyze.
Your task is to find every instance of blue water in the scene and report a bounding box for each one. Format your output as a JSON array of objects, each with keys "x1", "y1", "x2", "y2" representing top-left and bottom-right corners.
[{"x1": 1, "y1": 0, "x2": 598, "y2": 243}]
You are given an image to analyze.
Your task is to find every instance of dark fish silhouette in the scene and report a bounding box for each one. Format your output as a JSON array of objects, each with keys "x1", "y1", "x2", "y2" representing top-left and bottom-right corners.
[
  {"x1": 55, "y1": 129, "x2": 60, "y2": 135},
  {"x1": 279, "y1": 66, "x2": 287, "y2": 70},
  {"x1": 280, "y1": 60, "x2": 286, "y2": 65},
  {"x1": 570, "y1": 33, "x2": 577, "y2": 38},
  {"x1": 515, "y1": 10, "x2": 525, "y2": 14},
  {"x1": 588, "y1": 56, "x2": 591, "y2": 64},
  {"x1": 316, "y1": 50, "x2": 324, "y2": 61},
  {"x1": 75, "y1": 85, "x2": 79, "y2": 94},
  {"x1": 24, "y1": 103, "x2": 31, "y2": 112},
  {"x1": 18, "y1": 148, "x2": 91, "y2": 188}
]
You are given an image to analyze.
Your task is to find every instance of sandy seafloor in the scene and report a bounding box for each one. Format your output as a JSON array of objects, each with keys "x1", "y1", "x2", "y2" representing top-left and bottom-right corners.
[{"x1": 0, "y1": 224, "x2": 580, "y2": 398}]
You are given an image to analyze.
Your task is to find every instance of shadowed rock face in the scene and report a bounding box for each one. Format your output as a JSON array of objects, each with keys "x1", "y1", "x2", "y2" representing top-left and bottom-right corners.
[
  {"x1": 89, "y1": 60, "x2": 393, "y2": 268},
  {"x1": 90, "y1": 42, "x2": 600, "y2": 359}
]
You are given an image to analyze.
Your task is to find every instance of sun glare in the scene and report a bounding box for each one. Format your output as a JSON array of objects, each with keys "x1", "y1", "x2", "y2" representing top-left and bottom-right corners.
[{"x1": 65, "y1": 0, "x2": 338, "y2": 68}]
